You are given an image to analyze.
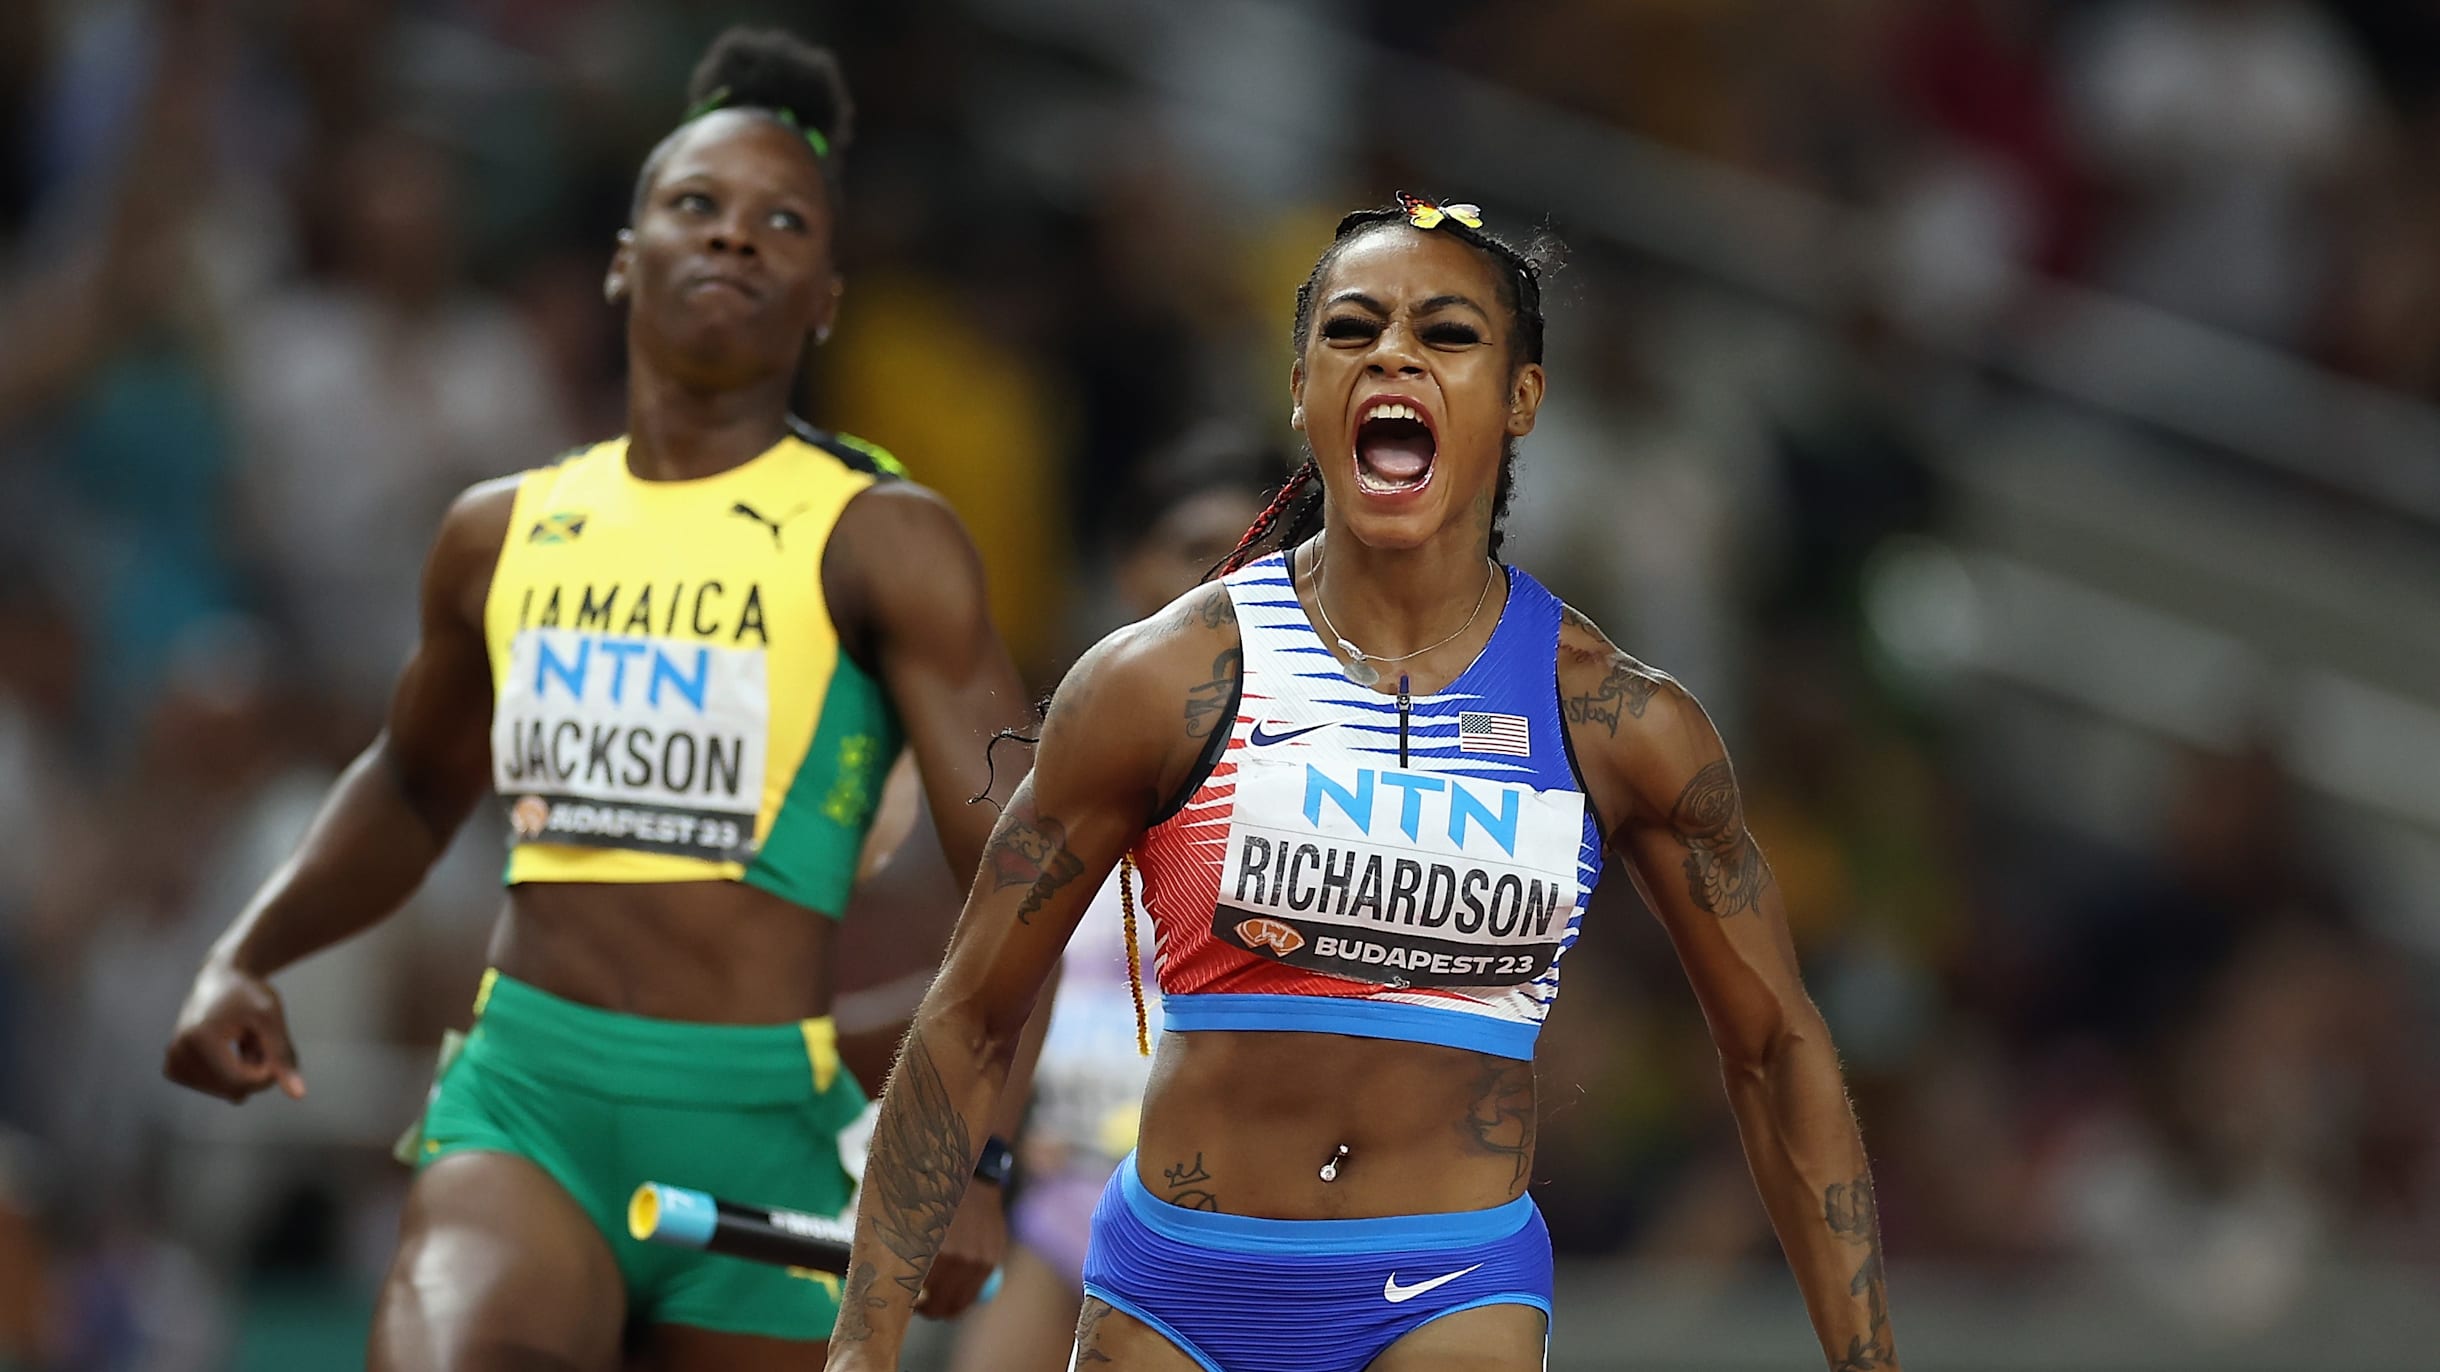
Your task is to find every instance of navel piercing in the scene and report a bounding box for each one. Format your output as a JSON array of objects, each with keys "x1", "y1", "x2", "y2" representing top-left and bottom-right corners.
[{"x1": 1319, "y1": 1143, "x2": 1351, "y2": 1183}]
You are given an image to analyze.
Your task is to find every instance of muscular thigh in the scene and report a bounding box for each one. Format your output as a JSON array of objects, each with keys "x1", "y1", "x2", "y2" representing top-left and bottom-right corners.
[
  {"x1": 370, "y1": 1151, "x2": 627, "y2": 1372},
  {"x1": 1365, "y1": 1303, "x2": 1547, "y2": 1372},
  {"x1": 950, "y1": 1245, "x2": 1085, "y2": 1372},
  {"x1": 1071, "y1": 1297, "x2": 1208, "y2": 1372}
]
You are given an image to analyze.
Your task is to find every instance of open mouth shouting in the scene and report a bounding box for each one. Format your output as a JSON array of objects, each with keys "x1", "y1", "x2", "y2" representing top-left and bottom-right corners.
[{"x1": 1353, "y1": 394, "x2": 1438, "y2": 499}]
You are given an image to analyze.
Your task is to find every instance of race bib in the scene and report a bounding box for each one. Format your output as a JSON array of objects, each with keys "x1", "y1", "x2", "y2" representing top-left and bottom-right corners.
[
  {"x1": 1213, "y1": 755, "x2": 1583, "y2": 989},
  {"x1": 492, "y1": 628, "x2": 768, "y2": 862}
]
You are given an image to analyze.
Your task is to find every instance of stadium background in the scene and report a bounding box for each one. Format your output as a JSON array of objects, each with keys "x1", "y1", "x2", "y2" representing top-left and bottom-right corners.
[{"x1": 3, "y1": 0, "x2": 2437, "y2": 1367}]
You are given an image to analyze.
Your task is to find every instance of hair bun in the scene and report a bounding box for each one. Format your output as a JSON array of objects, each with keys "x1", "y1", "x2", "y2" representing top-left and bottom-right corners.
[{"x1": 687, "y1": 27, "x2": 854, "y2": 155}]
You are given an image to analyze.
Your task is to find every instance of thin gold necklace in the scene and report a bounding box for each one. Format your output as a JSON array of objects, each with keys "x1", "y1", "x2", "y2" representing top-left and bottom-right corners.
[{"x1": 1306, "y1": 542, "x2": 1497, "y2": 688}]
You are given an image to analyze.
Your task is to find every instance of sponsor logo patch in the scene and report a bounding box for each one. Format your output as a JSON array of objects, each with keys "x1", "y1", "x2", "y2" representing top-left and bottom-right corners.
[
  {"x1": 1248, "y1": 719, "x2": 1338, "y2": 748},
  {"x1": 1383, "y1": 1264, "x2": 1483, "y2": 1303},
  {"x1": 510, "y1": 794, "x2": 551, "y2": 840},
  {"x1": 1235, "y1": 916, "x2": 1306, "y2": 956},
  {"x1": 730, "y1": 500, "x2": 812, "y2": 550}
]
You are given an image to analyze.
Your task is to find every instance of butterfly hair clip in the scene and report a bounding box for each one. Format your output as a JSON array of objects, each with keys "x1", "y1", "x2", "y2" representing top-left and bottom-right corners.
[{"x1": 1399, "y1": 191, "x2": 1483, "y2": 231}]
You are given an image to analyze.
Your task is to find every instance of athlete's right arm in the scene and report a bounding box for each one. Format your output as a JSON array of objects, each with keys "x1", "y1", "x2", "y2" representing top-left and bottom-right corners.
[
  {"x1": 826, "y1": 584, "x2": 1239, "y2": 1371},
  {"x1": 162, "y1": 477, "x2": 517, "y2": 1104}
]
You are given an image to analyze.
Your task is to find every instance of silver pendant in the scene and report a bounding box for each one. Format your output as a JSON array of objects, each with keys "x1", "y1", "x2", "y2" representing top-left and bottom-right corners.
[{"x1": 1338, "y1": 646, "x2": 1381, "y2": 687}]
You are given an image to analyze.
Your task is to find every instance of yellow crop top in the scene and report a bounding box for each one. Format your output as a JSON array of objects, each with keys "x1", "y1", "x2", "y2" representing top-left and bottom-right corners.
[{"x1": 484, "y1": 422, "x2": 907, "y2": 917}]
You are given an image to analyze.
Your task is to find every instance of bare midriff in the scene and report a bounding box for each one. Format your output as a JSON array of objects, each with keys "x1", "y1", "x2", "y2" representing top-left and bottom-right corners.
[
  {"x1": 487, "y1": 881, "x2": 837, "y2": 1024},
  {"x1": 1133, "y1": 1028, "x2": 1535, "y2": 1221}
]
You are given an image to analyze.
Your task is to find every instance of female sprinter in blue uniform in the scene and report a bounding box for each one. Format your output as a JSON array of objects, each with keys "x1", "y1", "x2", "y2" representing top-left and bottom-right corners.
[
  {"x1": 162, "y1": 29, "x2": 1035, "y2": 1371},
  {"x1": 829, "y1": 197, "x2": 1900, "y2": 1372},
  {"x1": 945, "y1": 454, "x2": 1268, "y2": 1372}
]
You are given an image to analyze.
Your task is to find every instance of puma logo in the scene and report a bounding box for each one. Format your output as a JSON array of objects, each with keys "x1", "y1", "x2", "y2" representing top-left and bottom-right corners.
[
  {"x1": 1236, "y1": 917, "x2": 1305, "y2": 956},
  {"x1": 730, "y1": 501, "x2": 812, "y2": 549}
]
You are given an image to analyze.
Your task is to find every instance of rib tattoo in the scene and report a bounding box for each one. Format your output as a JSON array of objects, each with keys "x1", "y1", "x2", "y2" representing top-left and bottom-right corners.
[
  {"x1": 981, "y1": 796, "x2": 1086, "y2": 926},
  {"x1": 1670, "y1": 759, "x2": 1771, "y2": 917},
  {"x1": 1825, "y1": 1172, "x2": 1895, "y2": 1370},
  {"x1": 1459, "y1": 1059, "x2": 1537, "y2": 1194}
]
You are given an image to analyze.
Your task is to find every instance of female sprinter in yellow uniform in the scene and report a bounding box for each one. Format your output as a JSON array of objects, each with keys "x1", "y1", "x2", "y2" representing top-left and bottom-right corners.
[
  {"x1": 829, "y1": 197, "x2": 1900, "y2": 1372},
  {"x1": 162, "y1": 29, "x2": 1034, "y2": 1371}
]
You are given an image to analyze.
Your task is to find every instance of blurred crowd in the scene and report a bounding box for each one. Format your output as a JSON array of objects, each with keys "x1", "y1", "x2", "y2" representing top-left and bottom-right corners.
[{"x1": 0, "y1": 0, "x2": 2435, "y2": 1366}]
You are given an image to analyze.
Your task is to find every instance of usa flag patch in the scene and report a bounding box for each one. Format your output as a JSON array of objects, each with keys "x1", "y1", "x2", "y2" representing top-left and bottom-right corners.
[{"x1": 1459, "y1": 711, "x2": 1531, "y2": 757}]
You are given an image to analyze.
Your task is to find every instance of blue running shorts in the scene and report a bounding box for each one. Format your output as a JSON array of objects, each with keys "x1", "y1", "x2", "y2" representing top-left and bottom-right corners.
[{"x1": 1079, "y1": 1154, "x2": 1551, "y2": 1372}]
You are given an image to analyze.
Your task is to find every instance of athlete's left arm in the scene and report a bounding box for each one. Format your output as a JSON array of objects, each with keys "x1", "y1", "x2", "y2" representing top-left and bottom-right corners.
[
  {"x1": 824, "y1": 480, "x2": 1046, "y2": 1317},
  {"x1": 1559, "y1": 614, "x2": 1898, "y2": 1372}
]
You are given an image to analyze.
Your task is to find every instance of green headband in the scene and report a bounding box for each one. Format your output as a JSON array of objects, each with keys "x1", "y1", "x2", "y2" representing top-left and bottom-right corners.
[{"x1": 683, "y1": 85, "x2": 830, "y2": 159}]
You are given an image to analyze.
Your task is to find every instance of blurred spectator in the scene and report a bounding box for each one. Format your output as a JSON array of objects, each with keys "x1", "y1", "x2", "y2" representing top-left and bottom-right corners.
[
  {"x1": 3, "y1": 0, "x2": 250, "y2": 723},
  {"x1": 228, "y1": 127, "x2": 567, "y2": 722},
  {"x1": 2065, "y1": 0, "x2": 2382, "y2": 342}
]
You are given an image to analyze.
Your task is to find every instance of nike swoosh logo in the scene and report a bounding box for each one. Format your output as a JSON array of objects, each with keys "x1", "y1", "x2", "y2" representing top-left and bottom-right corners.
[
  {"x1": 1382, "y1": 1262, "x2": 1484, "y2": 1303},
  {"x1": 1248, "y1": 720, "x2": 1338, "y2": 748}
]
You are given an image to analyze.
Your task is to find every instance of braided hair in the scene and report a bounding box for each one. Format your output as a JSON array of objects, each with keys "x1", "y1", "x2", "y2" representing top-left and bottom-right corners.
[
  {"x1": 632, "y1": 27, "x2": 856, "y2": 219},
  {"x1": 1216, "y1": 199, "x2": 1564, "y2": 578}
]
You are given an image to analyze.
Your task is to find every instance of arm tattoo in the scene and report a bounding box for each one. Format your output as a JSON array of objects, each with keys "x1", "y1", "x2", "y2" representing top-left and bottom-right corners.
[
  {"x1": 1197, "y1": 588, "x2": 1237, "y2": 629},
  {"x1": 1161, "y1": 1152, "x2": 1221, "y2": 1211},
  {"x1": 1671, "y1": 759, "x2": 1771, "y2": 918},
  {"x1": 981, "y1": 797, "x2": 1085, "y2": 925},
  {"x1": 836, "y1": 1261, "x2": 882, "y2": 1343},
  {"x1": 1073, "y1": 1297, "x2": 1120, "y2": 1363},
  {"x1": 1183, "y1": 647, "x2": 1242, "y2": 740},
  {"x1": 1557, "y1": 607, "x2": 1658, "y2": 736},
  {"x1": 1457, "y1": 1060, "x2": 1537, "y2": 1195},
  {"x1": 1825, "y1": 1173, "x2": 1895, "y2": 1370},
  {"x1": 1563, "y1": 657, "x2": 1659, "y2": 736},
  {"x1": 839, "y1": 1032, "x2": 973, "y2": 1342}
]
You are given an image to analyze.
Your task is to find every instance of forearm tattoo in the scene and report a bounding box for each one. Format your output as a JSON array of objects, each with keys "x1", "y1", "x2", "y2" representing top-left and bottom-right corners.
[
  {"x1": 1184, "y1": 648, "x2": 1242, "y2": 740},
  {"x1": 836, "y1": 1260, "x2": 882, "y2": 1343},
  {"x1": 1824, "y1": 1172, "x2": 1895, "y2": 1370},
  {"x1": 1458, "y1": 1059, "x2": 1537, "y2": 1195},
  {"x1": 836, "y1": 1031, "x2": 973, "y2": 1343},
  {"x1": 1161, "y1": 1152, "x2": 1221, "y2": 1211},
  {"x1": 1671, "y1": 759, "x2": 1771, "y2": 918},
  {"x1": 981, "y1": 796, "x2": 1085, "y2": 926}
]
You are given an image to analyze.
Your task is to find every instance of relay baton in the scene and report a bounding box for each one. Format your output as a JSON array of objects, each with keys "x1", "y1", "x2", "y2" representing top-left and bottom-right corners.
[
  {"x1": 629, "y1": 1182, "x2": 854, "y2": 1272},
  {"x1": 627, "y1": 1183, "x2": 1004, "y2": 1301}
]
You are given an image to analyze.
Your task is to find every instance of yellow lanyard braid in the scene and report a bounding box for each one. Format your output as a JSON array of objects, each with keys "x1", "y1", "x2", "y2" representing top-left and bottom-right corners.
[{"x1": 1118, "y1": 853, "x2": 1150, "y2": 1057}]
